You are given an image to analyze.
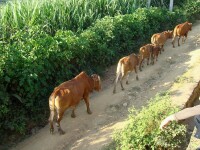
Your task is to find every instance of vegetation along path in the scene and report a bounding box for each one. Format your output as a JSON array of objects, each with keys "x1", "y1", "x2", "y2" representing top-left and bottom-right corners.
[{"x1": 11, "y1": 21, "x2": 200, "y2": 150}]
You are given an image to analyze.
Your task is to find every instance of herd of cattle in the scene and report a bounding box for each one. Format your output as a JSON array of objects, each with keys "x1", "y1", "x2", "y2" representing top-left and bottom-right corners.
[{"x1": 48, "y1": 21, "x2": 192, "y2": 135}]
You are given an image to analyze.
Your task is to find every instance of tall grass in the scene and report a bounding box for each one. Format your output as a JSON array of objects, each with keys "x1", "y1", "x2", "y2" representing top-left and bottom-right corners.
[
  {"x1": 0, "y1": 0, "x2": 151, "y2": 37},
  {"x1": 0, "y1": 0, "x2": 188, "y2": 38}
]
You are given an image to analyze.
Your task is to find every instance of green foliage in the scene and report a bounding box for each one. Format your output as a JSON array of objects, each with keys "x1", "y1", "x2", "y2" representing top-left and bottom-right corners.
[
  {"x1": 113, "y1": 92, "x2": 187, "y2": 150},
  {"x1": 0, "y1": 0, "x2": 147, "y2": 37},
  {"x1": 184, "y1": 0, "x2": 200, "y2": 21},
  {"x1": 0, "y1": 0, "x2": 192, "y2": 39}
]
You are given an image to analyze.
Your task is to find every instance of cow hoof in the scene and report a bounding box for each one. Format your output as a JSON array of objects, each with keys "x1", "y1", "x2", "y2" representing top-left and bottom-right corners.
[
  {"x1": 136, "y1": 77, "x2": 139, "y2": 80},
  {"x1": 126, "y1": 81, "x2": 129, "y2": 85},
  {"x1": 58, "y1": 129, "x2": 65, "y2": 135},
  {"x1": 121, "y1": 88, "x2": 125, "y2": 91},
  {"x1": 87, "y1": 110, "x2": 92, "y2": 114},
  {"x1": 113, "y1": 90, "x2": 116, "y2": 94},
  {"x1": 71, "y1": 114, "x2": 76, "y2": 118}
]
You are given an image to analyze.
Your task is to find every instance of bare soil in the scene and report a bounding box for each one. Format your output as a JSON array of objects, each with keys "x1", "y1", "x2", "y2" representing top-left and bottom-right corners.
[{"x1": 10, "y1": 21, "x2": 200, "y2": 150}]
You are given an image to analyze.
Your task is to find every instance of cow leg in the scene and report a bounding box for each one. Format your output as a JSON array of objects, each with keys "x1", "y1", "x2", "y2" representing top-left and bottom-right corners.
[
  {"x1": 113, "y1": 72, "x2": 120, "y2": 94},
  {"x1": 172, "y1": 36, "x2": 176, "y2": 48},
  {"x1": 156, "y1": 54, "x2": 158, "y2": 61},
  {"x1": 120, "y1": 73, "x2": 126, "y2": 90},
  {"x1": 182, "y1": 36, "x2": 185, "y2": 44},
  {"x1": 183, "y1": 33, "x2": 188, "y2": 43},
  {"x1": 56, "y1": 110, "x2": 65, "y2": 135},
  {"x1": 158, "y1": 46, "x2": 162, "y2": 54},
  {"x1": 126, "y1": 74, "x2": 129, "y2": 84},
  {"x1": 83, "y1": 96, "x2": 92, "y2": 114},
  {"x1": 139, "y1": 59, "x2": 143, "y2": 71},
  {"x1": 151, "y1": 55, "x2": 154, "y2": 65},
  {"x1": 134, "y1": 66, "x2": 139, "y2": 80},
  {"x1": 152, "y1": 54, "x2": 157, "y2": 65},
  {"x1": 178, "y1": 36, "x2": 181, "y2": 46},
  {"x1": 71, "y1": 106, "x2": 76, "y2": 118},
  {"x1": 49, "y1": 110, "x2": 55, "y2": 134},
  {"x1": 147, "y1": 58, "x2": 149, "y2": 65},
  {"x1": 161, "y1": 45, "x2": 164, "y2": 52}
]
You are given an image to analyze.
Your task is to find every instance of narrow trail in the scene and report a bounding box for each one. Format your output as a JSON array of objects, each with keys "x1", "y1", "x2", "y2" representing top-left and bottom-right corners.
[{"x1": 11, "y1": 21, "x2": 200, "y2": 150}]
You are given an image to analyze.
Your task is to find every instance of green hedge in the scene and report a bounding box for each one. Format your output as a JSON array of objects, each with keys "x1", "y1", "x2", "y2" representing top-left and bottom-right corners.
[
  {"x1": 184, "y1": 0, "x2": 200, "y2": 21},
  {"x1": 113, "y1": 92, "x2": 186, "y2": 149},
  {"x1": 0, "y1": 7, "x2": 187, "y2": 141}
]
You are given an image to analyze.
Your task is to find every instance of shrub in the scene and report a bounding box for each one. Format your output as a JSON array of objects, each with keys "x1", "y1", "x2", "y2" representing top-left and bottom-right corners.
[
  {"x1": 184, "y1": 0, "x2": 200, "y2": 21},
  {"x1": 113, "y1": 92, "x2": 187, "y2": 150}
]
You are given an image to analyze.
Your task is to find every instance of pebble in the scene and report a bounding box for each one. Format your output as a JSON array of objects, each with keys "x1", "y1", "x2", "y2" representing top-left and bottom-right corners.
[{"x1": 123, "y1": 102, "x2": 128, "y2": 107}]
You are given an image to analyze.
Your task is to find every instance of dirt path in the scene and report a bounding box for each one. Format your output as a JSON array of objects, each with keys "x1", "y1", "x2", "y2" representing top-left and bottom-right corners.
[{"x1": 11, "y1": 21, "x2": 200, "y2": 150}]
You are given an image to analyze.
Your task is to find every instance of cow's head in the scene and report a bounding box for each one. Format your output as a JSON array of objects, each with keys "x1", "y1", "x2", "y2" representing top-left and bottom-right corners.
[
  {"x1": 168, "y1": 30, "x2": 173, "y2": 38},
  {"x1": 91, "y1": 74, "x2": 101, "y2": 91},
  {"x1": 188, "y1": 22, "x2": 192, "y2": 31},
  {"x1": 165, "y1": 30, "x2": 173, "y2": 39},
  {"x1": 136, "y1": 54, "x2": 140, "y2": 66}
]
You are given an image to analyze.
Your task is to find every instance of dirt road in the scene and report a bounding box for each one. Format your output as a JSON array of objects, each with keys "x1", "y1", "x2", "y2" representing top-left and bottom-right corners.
[{"x1": 11, "y1": 21, "x2": 200, "y2": 150}]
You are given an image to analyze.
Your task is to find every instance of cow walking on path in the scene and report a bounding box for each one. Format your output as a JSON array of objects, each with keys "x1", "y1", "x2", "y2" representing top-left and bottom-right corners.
[
  {"x1": 151, "y1": 30, "x2": 173, "y2": 53},
  {"x1": 49, "y1": 71, "x2": 101, "y2": 135},
  {"x1": 172, "y1": 21, "x2": 192, "y2": 48},
  {"x1": 113, "y1": 53, "x2": 139, "y2": 94}
]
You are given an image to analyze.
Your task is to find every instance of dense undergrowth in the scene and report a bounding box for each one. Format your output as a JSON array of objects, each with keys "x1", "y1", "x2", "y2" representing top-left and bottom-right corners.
[
  {"x1": 110, "y1": 92, "x2": 187, "y2": 149},
  {"x1": 0, "y1": 0, "x2": 200, "y2": 145}
]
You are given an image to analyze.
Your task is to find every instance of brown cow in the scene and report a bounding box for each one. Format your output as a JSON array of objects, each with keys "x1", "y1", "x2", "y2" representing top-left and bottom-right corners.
[
  {"x1": 151, "y1": 30, "x2": 173, "y2": 53},
  {"x1": 113, "y1": 53, "x2": 139, "y2": 93},
  {"x1": 49, "y1": 71, "x2": 101, "y2": 134},
  {"x1": 139, "y1": 44, "x2": 152, "y2": 71},
  {"x1": 172, "y1": 21, "x2": 192, "y2": 48},
  {"x1": 139, "y1": 44, "x2": 161, "y2": 71},
  {"x1": 151, "y1": 44, "x2": 161, "y2": 65}
]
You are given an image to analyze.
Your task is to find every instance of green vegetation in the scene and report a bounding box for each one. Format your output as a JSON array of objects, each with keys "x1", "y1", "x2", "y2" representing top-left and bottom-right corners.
[
  {"x1": 0, "y1": 0, "x2": 189, "y2": 37},
  {"x1": 0, "y1": 0, "x2": 199, "y2": 145},
  {"x1": 184, "y1": 0, "x2": 200, "y2": 21},
  {"x1": 112, "y1": 92, "x2": 187, "y2": 149},
  {"x1": 175, "y1": 76, "x2": 194, "y2": 84},
  {"x1": 0, "y1": 0, "x2": 159, "y2": 36}
]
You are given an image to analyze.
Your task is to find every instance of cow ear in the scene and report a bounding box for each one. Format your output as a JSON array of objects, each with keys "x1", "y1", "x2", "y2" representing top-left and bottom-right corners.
[
  {"x1": 98, "y1": 75, "x2": 101, "y2": 81},
  {"x1": 91, "y1": 74, "x2": 98, "y2": 80}
]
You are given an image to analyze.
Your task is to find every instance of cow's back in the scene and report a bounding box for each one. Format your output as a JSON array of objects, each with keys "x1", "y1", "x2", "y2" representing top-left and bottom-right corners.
[
  {"x1": 52, "y1": 73, "x2": 90, "y2": 107},
  {"x1": 140, "y1": 44, "x2": 152, "y2": 58},
  {"x1": 129, "y1": 53, "x2": 139, "y2": 68},
  {"x1": 151, "y1": 33, "x2": 166, "y2": 45},
  {"x1": 174, "y1": 22, "x2": 190, "y2": 36}
]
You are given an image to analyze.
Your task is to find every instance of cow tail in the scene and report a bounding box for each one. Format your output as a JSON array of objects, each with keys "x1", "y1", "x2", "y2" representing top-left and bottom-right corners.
[
  {"x1": 116, "y1": 59, "x2": 123, "y2": 75},
  {"x1": 151, "y1": 35, "x2": 155, "y2": 44},
  {"x1": 49, "y1": 93, "x2": 56, "y2": 122},
  {"x1": 113, "y1": 60, "x2": 123, "y2": 93},
  {"x1": 113, "y1": 60, "x2": 122, "y2": 83},
  {"x1": 173, "y1": 25, "x2": 179, "y2": 38}
]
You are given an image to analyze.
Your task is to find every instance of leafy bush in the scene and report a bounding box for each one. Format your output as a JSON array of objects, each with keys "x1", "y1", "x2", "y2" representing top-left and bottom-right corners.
[
  {"x1": 113, "y1": 92, "x2": 186, "y2": 150},
  {"x1": 184, "y1": 0, "x2": 200, "y2": 21}
]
